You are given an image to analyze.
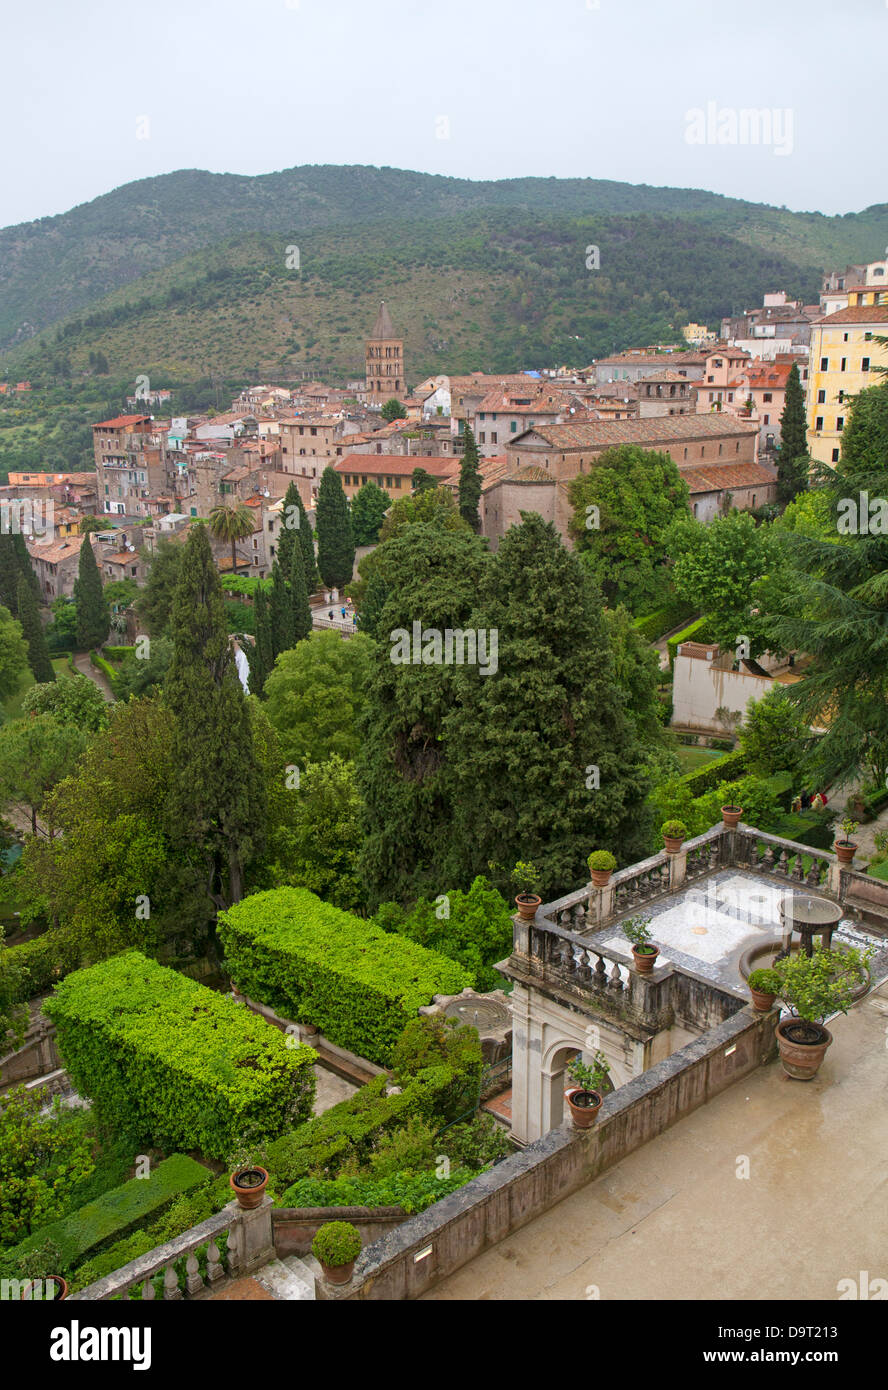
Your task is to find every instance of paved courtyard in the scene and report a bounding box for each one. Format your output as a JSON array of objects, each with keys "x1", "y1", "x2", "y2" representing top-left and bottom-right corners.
[{"x1": 425, "y1": 979, "x2": 888, "y2": 1302}]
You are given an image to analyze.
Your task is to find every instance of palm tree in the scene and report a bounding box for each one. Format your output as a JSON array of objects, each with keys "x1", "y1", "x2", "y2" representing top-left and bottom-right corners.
[{"x1": 208, "y1": 501, "x2": 255, "y2": 575}]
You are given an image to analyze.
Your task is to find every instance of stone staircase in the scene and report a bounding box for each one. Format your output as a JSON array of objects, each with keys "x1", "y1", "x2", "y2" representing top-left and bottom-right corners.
[{"x1": 252, "y1": 1253, "x2": 320, "y2": 1301}]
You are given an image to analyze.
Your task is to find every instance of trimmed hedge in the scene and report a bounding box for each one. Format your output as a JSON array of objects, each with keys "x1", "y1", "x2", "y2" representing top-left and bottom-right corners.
[
  {"x1": 218, "y1": 888, "x2": 472, "y2": 1065},
  {"x1": 89, "y1": 650, "x2": 119, "y2": 692},
  {"x1": 678, "y1": 749, "x2": 747, "y2": 796},
  {"x1": 766, "y1": 812, "x2": 835, "y2": 851},
  {"x1": 43, "y1": 952, "x2": 317, "y2": 1158},
  {"x1": 0, "y1": 927, "x2": 81, "y2": 1007},
  {"x1": 103, "y1": 646, "x2": 135, "y2": 663},
  {"x1": 2, "y1": 1154, "x2": 209, "y2": 1274},
  {"x1": 278, "y1": 1169, "x2": 477, "y2": 1214},
  {"x1": 667, "y1": 616, "x2": 714, "y2": 668},
  {"x1": 632, "y1": 601, "x2": 696, "y2": 643}
]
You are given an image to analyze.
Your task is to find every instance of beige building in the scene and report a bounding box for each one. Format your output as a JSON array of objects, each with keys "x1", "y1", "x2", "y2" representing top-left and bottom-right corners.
[{"x1": 807, "y1": 292, "x2": 888, "y2": 466}]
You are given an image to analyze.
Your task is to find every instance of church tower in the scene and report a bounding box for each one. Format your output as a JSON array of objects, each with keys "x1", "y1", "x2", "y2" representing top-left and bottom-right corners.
[{"x1": 365, "y1": 301, "x2": 405, "y2": 405}]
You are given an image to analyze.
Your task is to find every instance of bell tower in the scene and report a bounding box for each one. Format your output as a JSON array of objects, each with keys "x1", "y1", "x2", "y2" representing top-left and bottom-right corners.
[{"x1": 365, "y1": 301, "x2": 405, "y2": 405}]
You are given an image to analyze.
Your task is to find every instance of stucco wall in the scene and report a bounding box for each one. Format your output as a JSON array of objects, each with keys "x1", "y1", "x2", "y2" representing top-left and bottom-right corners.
[{"x1": 672, "y1": 651, "x2": 772, "y2": 732}]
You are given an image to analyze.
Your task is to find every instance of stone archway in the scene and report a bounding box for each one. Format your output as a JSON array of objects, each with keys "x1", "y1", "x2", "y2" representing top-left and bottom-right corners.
[{"x1": 541, "y1": 1042, "x2": 583, "y2": 1135}]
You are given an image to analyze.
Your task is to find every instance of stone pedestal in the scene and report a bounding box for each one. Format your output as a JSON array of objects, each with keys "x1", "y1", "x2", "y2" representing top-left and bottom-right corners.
[{"x1": 226, "y1": 1196, "x2": 276, "y2": 1274}]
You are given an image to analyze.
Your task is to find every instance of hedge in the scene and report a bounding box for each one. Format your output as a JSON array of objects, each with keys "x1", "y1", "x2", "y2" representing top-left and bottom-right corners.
[
  {"x1": 220, "y1": 576, "x2": 272, "y2": 598},
  {"x1": 43, "y1": 952, "x2": 317, "y2": 1158},
  {"x1": 89, "y1": 650, "x2": 119, "y2": 692},
  {"x1": 218, "y1": 888, "x2": 472, "y2": 1065},
  {"x1": 0, "y1": 927, "x2": 81, "y2": 1006},
  {"x1": 632, "y1": 601, "x2": 696, "y2": 643},
  {"x1": 279, "y1": 1168, "x2": 477, "y2": 1215},
  {"x1": 1, "y1": 1154, "x2": 209, "y2": 1274},
  {"x1": 766, "y1": 812, "x2": 835, "y2": 851},
  {"x1": 667, "y1": 616, "x2": 714, "y2": 668},
  {"x1": 678, "y1": 749, "x2": 747, "y2": 796},
  {"x1": 102, "y1": 646, "x2": 135, "y2": 663}
]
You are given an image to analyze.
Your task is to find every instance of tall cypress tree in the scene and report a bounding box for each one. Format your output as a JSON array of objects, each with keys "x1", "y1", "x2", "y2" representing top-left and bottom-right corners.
[
  {"x1": 16, "y1": 573, "x2": 54, "y2": 684},
  {"x1": 443, "y1": 514, "x2": 652, "y2": 896},
  {"x1": 276, "y1": 482, "x2": 300, "y2": 580},
  {"x1": 315, "y1": 467, "x2": 355, "y2": 589},
  {"x1": 0, "y1": 536, "x2": 20, "y2": 614},
  {"x1": 73, "y1": 536, "x2": 109, "y2": 651},
  {"x1": 458, "y1": 425, "x2": 482, "y2": 532},
  {"x1": 269, "y1": 560, "x2": 295, "y2": 658},
  {"x1": 776, "y1": 364, "x2": 809, "y2": 504},
  {"x1": 164, "y1": 523, "x2": 265, "y2": 906},
  {"x1": 248, "y1": 583, "x2": 273, "y2": 696},
  {"x1": 289, "y1": 539, "x2": 313, "y2": 642},
  {"x1": 13, "y1": 531, "x2": 41, "y2": 603}
]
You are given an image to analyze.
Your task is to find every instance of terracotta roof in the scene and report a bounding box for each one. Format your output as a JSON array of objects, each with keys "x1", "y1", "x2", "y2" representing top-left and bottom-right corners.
[
  {"x1": 25, "y1": 535, "x2": 87, "y2": 563},
  {"x1": 93, "y1": 414, "x2": 152, "y2": 429},
  {"x1": 475, "y1": 385, "x2": 568, "y2": 413},
  {"x1": 6, "y1": 471, "x2": 96, "y2": 487},
  {"x1": 506, "y1": 464, "x2": 553, "y2": 483},
  {"x1": 679, "y1": 461, "x2": 777, "y2": 494},
  {"x1": 334, "y1": 455, "x2": 454, "y2": 478},
  {"x1": 814, "y1": 305, "x2": 888, "y2": 325},
  {"x1": 513, "y1": 415, "x2": 758, "y2": 449}
]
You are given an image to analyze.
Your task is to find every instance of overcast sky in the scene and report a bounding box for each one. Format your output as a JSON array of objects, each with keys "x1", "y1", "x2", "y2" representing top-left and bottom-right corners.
[{"x1": 2, "y1": 0, "x2": 883, "y2": 228}]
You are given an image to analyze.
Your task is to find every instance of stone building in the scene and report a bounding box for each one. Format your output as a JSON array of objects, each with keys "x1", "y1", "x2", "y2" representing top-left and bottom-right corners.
[{"x1": 365, "y1": 302, "x2": 405, "y2": 405}]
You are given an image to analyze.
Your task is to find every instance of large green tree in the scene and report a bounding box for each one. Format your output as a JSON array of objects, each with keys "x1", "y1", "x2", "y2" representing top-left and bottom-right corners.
[
  {"x1": 776, "y1": 363, "x2": 809, "y2": 504},
  {"x1": 208, "y1": 501, "x2": 255, "y2": 574},
  {"x1": 16, "y1": 573, "x2": 54, "y2": 684},
  {"x1": 315, "y1": 466, "x2": 355, "y2": 589},
  {"x1": 272, "y1": 755, "x2": 364, "y2": 912},
  {"x1": 248, "y1": 583, "x2": 274, "y2": 696},
  {"x1": 164, "y1": 524, "x2": 266, "y2": 906},
  {"x1": 568, "y1": 445, "x2": 690, "y2": 614},
  {"x1": 350, "y1": 481, "x2": 391, "y2": 546},
  {"x1": 289, "y1": 538, "x2": 313, "y2": 643},
  {"x1": 277, "y1": 481, "x2": 318, "y2": 591},
  {"x1": 0, "y1": 605, "x2": 30, "y2": 701},
  {"x1": 73, "y1": 536, "x2": 109, "y2": 651},
  {"x1": 0, "y1": 714, "x2": 87, "y2": 836},
  {"x1": 668, "y1": 509, "x2": 777, "y2": 657},
  {"x1": 137, "y1": 539, "x2": 184, "y2": 636},
  {"x1": 761, "y1": 381, "x2": 888, "y2": 786},
  {"x1": 458, "y1": 426, "x2": 482, "y2": 532},
  {"x1": 444, "y1": 514, "x2": 653, "y2": 897},
  {"x1": 22, "y1": 673, "x2": 108, "y2": 732},
  {"x1": 738, "y1": 686, "x2": 812, "y2": 780},
  {"x1": 264, "y1": 629, "x2": 374, "y2": 767},
  {"x1": 0, "y1": 537, "x2": 22, "y2": 614}
]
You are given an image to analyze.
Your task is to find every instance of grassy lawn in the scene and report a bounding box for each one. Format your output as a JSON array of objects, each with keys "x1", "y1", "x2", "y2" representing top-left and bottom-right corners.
[
  {"x1": 866, "y1": 859, "x2": 888, "y2": 881},
  {"x1": 675, "y1": 745, "x2": 730, "y2": 774},
  {"x1": 2, "y1": 657, "x2": 71, "y2": 719}
]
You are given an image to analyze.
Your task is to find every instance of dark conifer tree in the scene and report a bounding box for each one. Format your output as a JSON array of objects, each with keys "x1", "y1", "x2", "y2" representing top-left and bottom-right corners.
[
  {"x1": 269, "y1": 560, "x2": 295, "y2": 658},
  {"x1": 458, "y1": 426, "x2": 482, "y2": 532},
  {"x1": 73, "y1": 535, "x2": 109, "y2": 651},
  {"x1": 315, "y1": 467, "x2": 355, "y2": 589},
  {"x1": 776, "y1": 364, "x2": 809, "y2": 503},
  {"x1": 289, "y1": 539, "x2": 313, "y2": 643},
  {"x1": 16, "y1": 573, "x2": 54, "y2": 684},
  {"x1": 248, "y1": 583, "x2": 274, "y2": 696}
]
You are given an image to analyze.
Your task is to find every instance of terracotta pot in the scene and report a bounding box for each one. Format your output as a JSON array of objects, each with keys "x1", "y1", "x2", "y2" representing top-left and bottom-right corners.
[
  {"x1": 229, "y1": 1166, "x2": 269, "y2": 1210},
  {"x1": 748, "y1": 985, "x2": 776, "y2": 1012},
  {"x1": 721, "y1": 806, "x2": 743, "y2": 828},
  {"x1": 320, "y1": 1259, "x2": 356, "y2": 1286},
  {"x1": 19, "y1": 1276, "x2": 67, "y2": 1301},
  {"x1": 663, "y1": 835, "x2": 685, "y2": 854},
  {"x1": 589, "y1": 869, "x2": 613, "y2": 888},
  {"x1": 565, "y1": 1086, "x2": 602, "y2": 1129},
  {"x1": 631, "y1": 944, "x2": 659, "y2": 975},
  {"x1": 776, "y1": 1018, "x2": 832, "y2": 1080},
  {"x1": 834, "y1": 841, "x2": 857, "y2": 865},
  {"x1": 514, "y1": 894, "x2": 542, "y2": 921}
]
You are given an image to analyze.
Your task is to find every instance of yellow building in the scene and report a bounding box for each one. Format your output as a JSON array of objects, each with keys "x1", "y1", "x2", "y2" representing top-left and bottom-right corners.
[{"x1": 807, "y1": 289, "x2": 888, "y2": 465}]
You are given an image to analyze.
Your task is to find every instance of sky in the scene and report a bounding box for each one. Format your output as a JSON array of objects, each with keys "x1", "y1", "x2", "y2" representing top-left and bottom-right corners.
[{"x1": 1, "y1": 0, "x2": 884, "y2": 228}]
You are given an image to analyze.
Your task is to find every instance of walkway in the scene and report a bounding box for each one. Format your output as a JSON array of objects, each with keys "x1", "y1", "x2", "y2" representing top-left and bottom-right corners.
[
  {"x1": 424, "y1": 980, "x2": 888, "y2": 1301},
  {"x1": 71, "y1": 651, "x2": 115, "y2": 702}
]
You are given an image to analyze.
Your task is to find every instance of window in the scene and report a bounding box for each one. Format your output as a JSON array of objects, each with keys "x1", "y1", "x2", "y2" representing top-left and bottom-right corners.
[
  {"x1": 385, "y1": 477, "x2": 393, "y2": 490},
  {"x1": 683, "y1": 448, "x2": 688, "y2": 459},
  {"x1": 862, "y1": 358, "x2": 870, "y2": 372},
  {"x1": 763, "y1": 415, "x2": 769, "y2": 425},
  {"x1": 510, "y1": 421, "x2": 517, "y2": 432},
  {"x1": 718, "y1": 444, "x2": 723, "y2": 456},
  {"x1": 840, "y1": 358, "x2": 847, "y2": 371},
  {"x1": 832, "y1": 448, "x2": 840, "y2": 462},
  {"x1": 735, "y1": 442, "x2": 740, "y2": 452},
  {"x1": 836, "y1": 417, "x2": 844, "y2": 431},
  {"x1": 701, "y1": 446, "x2": 705, "y2": 457},
  {"x1": 479, "y1": 432, "x2": 486, "y2": 443},
  {"x1": 491, "y1": 432, "x2": 498, "y2": 444},
  {"x1": 763, "y1": 393, "x2": 772, "y2": 403},
  {"x1": 815, "y1": 416, "x2": 824, "y2": 431},
  {"x1": 817, "y1": 389, "x2": 826, "y2": 403},
  {"x1": 394, "y1": 477, "x2": 402, "y2": 488},
  {"x1": 820, "y1": 357, "x2": 829, "y2": 371}
]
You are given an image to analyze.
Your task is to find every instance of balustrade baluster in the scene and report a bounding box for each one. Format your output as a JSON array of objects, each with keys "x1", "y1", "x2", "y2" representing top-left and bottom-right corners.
[
  {"x1": 163, "y1": 1264, "x2": 182, "y2": 1301},
  {"x1": 227, "y1": 1222, "x2": 242, "y2": 1278},
  {"x1": 608, "y1": 961, "x2": 623, "y2": 992},
  {"x1": 185, "y1": 1251, "x2": 204, "y2": 1296},
  {"x1": 141, "y1": 1278, "x2": 155, "y2": 1301},
  {"x1": 594, "y1": 955, "x2": 607, "y2": 989},
  {"x1": 207, "y1": 1238, "x2": 224, "y2": 1283}
]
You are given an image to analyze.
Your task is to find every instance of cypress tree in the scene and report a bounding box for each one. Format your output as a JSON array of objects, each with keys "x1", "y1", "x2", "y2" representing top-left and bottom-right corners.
[
  {"x1": 248, "y1": 583, "x2": 273, "y2": 696},
  {"x1": 73, "y1": 535, "x2": 109, "y2": 651},
  {"x1": 269, "y1": 560, "x2": 295, "y2": 658},
  {"x1": 13, "y1": 531, "x2": 41, "y2": 603},
  {"x1": 315, "y1": 467, "x2": 355, "y2": 589},
  {"x1": 164, "y1": 523, "x2": 265, "y2": 906},
  {"x1": 776, "y1": 364, "x2": 809, "y2": 503},
  {"x1": 289, "y1": 538, "x2": 313, "y2": 642},
  {"x1": 443, "y1": 513, "x2": 653, "y2": 897},
  {"x1": 276, "y1": 482, "x2": 300, "y2": 580},
  {"x1": 355, "y1": 568, "x2": 390, "y2": 641},
  {"x1": 458, "y1": 425, "x2": 482, "y2": 531},
  {"x1": 16, "y1": 573, "x2": 54, "y2": 684},
  {"x1": 0, "y1": 536, "x2": 20, "y2": 614}
]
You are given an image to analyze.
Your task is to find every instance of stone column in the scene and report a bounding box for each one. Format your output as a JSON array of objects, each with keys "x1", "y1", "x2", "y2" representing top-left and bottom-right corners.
[
  {"x1": 508, "y1": 982, "x2": 535, "y2": 1146},
  {"x1": 227, "y1": 1196, "x2": 276, "y2": 1273}
]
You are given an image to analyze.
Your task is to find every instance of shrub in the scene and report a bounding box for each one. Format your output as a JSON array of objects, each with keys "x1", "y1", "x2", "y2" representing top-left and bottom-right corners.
[
  {"x1": 279, "y1": 1168, "x2": 476, "y2": 1214},
  {"x1": 0, "y1": 1086, "x2": 95, "y2": 1247},
  {"x1": 366, "y1": 1117, "x2": 438, "y2": 1179},
  {"x1": 102, "y1": 646, "x2": 135, "y2": 663},
  {"x1": 373, "y1": 876, "x2": 512, "y2": 993},
  {"x1": 678, "y1": 749, "x2": 747, "y2": 796},
  {"x1": 631, "y1": 601, "x2": 696, "y2": 642},
  {"x1": 0, "y1": 1155, "x2": 209, "y2": 1277},
  {"x1": 622, "y1": 913, "x2": 655, "y2": 951},
  {"x1": 667, "y1": 616, "x2": 713, "y2": 668},
  {"x1": 770, "y1": 945, "x2": 871, "y2": 1035},
  {"x1": 311, "y1": 1220, "x2": 361, "y2": 1268},
  {"x1": 747, "y1": 967, "x2": 780, "y2": 994},
  {"x1": 587, "y1": 850, "x2": 617, "y2": 874},
  {"x1": 43, "y1": 952, "x2": 317, "y2": 1158},
  {"x1": 217, "y1": 887, "x2": 471, "y2": 1066},
  {"x1": 437, "y1": 1113, "x2": 512, "y2": 1170},
  {"x1": 661, "y1": 819, "x2": 687, "y2": 839},
  {"x1": 0, "y1": 927, "x2": 81, "y2": 1008}
]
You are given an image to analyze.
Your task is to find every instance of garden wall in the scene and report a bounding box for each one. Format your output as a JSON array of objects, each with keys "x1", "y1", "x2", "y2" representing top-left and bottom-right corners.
[
  {"x1": 272, "y1": 1206, "x2": 406, "y2": 1257},
  {"x1": 321, "y1": 1006, "x2": 779, "y2": 1300}
]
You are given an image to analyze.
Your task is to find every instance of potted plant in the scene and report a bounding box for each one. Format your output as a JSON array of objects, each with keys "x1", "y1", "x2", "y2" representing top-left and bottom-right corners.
[
  {"x1": 564, "y1": 1051, "x2": 611, "y2": 1129},
  {"x1": 510, "y1": 861, "x2": 542, "y2": 920},
  {"x1": 769, "y1": 945, "x2": 870, "y2": 1080},
  {"x1": 587, "y1": 849, "x2": 617, "y2": 888},
  {"x1": 747, "y1": 965, "x2": 780, "y2": 1012},
  {"x1": 834, "y1": 817, "x2": 859, "y2": 865},
  {"x1": 661, "y1": 819, "x2": 687, "y2": 853},
  {"x1": 227, "y1": 1141, "x2": 269, "y2": 1210},
  {"x1": 622, "y1": 912, "x2": 659, "y2": 973},
  {"x1": 311, "y1": 1220, "x2": 362, "y2": 1285},
  {"x1": 721, "y1": 802, "x2": 743, "y2": 829},
  {"x1": 16, "y1": 1241, "x2": 66, "y2": 1301}
]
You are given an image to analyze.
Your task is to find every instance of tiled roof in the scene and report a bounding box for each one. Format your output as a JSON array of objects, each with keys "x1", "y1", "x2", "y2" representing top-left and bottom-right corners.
[
  {"x1": 334, "y1": 455, "x2": 454, "y2": 477},
  {"x1": 514, "y1": 414, "x2": 757, "y2": 449},
  {"x1": 679, "y1": 461, "x2": 777, "y2": 493},
  {"x1": 25, "y1": 535, "x2": 86, "y2": 563},
  {"x1": 93, "y1": 414, "x2": 152, "y2": 429},
  {"x1": 506, "y1": 464, "x2": 553, "y2": 483},
  {"x1": 814, "y1": 305, "x2": 888, "y2": 324}
]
